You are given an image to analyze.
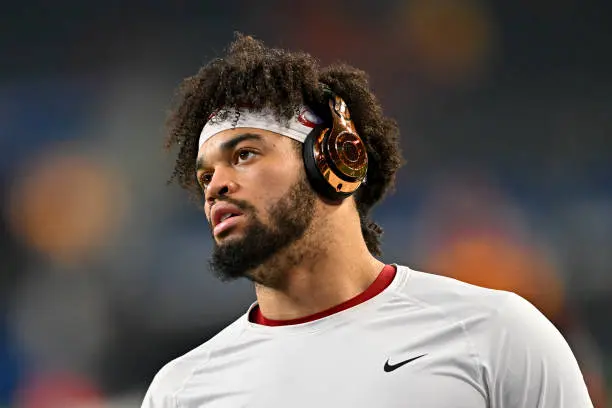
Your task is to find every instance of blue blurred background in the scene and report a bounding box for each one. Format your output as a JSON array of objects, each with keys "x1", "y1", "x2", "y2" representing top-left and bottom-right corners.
[{"x1": 1, "y1": 0, "x2": 611, "y2": 406}]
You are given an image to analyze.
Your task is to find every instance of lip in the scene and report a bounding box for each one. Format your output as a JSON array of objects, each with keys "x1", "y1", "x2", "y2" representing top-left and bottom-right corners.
[
  {"x1": 211, "y1": 202, "x2": 244, "y2": 235},
  {"x1": 213, "y1": 214, "x2": 245, "y2": 237}
]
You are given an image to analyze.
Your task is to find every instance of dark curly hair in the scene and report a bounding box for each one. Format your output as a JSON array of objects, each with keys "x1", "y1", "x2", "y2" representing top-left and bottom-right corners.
[{"x1": 165, "y1": 33, "x2": 404, "y2": 256}]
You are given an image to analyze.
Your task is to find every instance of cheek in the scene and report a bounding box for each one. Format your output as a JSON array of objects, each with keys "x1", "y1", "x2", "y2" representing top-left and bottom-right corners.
[
  {"x1": 204, "y1": 205, "x2": 211, "y2": 222},
  {"x1": 245, "y1": 162, "x2": 302, "y2": 212}
]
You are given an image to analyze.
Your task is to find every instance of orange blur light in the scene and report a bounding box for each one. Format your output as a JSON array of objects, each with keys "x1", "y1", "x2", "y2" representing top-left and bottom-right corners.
[
  {"x1": 7, "y1": 152, "x2": 128, "y2": 265},
  {"x1": 397, "y1": 0, "x2": 497, "y2": 83}
]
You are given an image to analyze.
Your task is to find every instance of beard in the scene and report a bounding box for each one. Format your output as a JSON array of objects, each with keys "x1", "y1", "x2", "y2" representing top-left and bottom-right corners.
[{"x1": 209, "y1": 174, "x2": 317, "y2": 287}]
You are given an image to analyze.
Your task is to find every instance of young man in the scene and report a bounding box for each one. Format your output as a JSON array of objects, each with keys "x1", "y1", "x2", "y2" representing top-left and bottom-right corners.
[{"x1": 141, "y1": 34, "x2": 593, "y2": 407}]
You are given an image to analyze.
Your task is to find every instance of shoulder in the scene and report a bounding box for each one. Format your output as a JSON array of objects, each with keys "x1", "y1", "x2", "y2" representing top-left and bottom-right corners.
[
  {"x1": 393, "y1": 265, "x2": 556, "y2": 355},
  {"x1": 140, "y1": 315, "x2": 247, "y2": 407},
  {"x1": 395, "y1": 266, "x2": 591, "y2": 405},
  {"x1": 395, "y1": 265, "x2": 514, "y2": 320}
]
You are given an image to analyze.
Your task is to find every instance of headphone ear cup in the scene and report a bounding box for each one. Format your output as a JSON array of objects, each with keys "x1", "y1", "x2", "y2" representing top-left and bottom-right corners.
[{"x1": 302, "y1": 128, "x2": 352, "y2": 202}]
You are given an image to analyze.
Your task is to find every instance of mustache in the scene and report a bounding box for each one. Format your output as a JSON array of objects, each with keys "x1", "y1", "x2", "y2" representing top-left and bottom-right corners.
[{"x1": 214, "y1": 197, "x2": 257, "y2": 214}]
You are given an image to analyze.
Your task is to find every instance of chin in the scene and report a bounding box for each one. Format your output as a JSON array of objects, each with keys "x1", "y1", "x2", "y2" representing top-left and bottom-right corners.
[{"x1": 215, "y1": 229, "x2": 246, "y2": 244}]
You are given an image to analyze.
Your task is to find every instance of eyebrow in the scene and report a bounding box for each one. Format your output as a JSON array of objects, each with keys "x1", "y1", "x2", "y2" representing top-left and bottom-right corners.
[{"x1": 196, "y1": 133, "x2": 263, "y2": 171}]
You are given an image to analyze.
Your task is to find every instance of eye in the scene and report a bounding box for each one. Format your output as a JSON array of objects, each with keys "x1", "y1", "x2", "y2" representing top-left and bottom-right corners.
[
  {"x1": 198, "y1": 172, "x2": 213, "y2": 188},
  {"x1": 235, "y1": 149, "x2": 257, "y2": 163}
]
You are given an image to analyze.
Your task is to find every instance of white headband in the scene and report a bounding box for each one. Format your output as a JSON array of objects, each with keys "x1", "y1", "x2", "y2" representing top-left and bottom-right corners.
[{"x1": 198, "y1": 106, "x2": 324, "y2": 149}]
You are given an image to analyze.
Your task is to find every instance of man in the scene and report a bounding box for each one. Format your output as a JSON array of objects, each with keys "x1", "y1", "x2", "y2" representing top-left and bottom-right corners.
[{"x1": 142, "y1": 34, "x2": 594, "y2": 407}]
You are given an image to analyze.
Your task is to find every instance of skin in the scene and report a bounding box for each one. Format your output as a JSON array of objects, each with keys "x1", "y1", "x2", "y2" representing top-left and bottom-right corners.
[{"x1": 196, "y1": 127, "x2": 385, "y2": 321}]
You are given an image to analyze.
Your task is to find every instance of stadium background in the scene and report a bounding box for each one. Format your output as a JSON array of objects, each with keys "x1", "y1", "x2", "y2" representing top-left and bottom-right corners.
[{"x1": 1, "y1": 0, "x2": 610, "y2": 406}]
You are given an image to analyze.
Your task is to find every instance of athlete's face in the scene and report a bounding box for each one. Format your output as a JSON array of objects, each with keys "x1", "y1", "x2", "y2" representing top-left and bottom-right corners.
[{"x1": 196, "y1": 128, "x2": 317, "y2": 282}]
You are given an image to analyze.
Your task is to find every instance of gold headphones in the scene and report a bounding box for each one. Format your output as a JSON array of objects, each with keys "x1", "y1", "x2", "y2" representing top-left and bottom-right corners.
[{"x1": 302, "y1": 86, "x2": 368, "y2": 201}]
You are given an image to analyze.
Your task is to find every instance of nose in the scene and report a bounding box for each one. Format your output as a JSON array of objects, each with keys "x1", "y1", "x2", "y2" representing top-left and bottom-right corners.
[{"x1": 205, "y1": 166, "x2": 238, "y2": 206}]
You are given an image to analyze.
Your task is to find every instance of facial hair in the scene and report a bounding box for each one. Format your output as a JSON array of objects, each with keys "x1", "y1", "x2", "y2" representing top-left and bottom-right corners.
[{"x1": 209, "y1": 174, "x2": 317, "y2": 286}]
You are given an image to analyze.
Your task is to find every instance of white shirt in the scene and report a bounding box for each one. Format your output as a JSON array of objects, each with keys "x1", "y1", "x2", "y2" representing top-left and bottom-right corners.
[{"x1": 141, "y1": 265, "x2": 593, "y2": 407}]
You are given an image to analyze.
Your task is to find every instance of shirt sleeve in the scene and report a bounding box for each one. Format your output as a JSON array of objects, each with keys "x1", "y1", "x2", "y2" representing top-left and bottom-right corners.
[
  {"x1": 481, "y1": 292, "x2": 594, "y2": 408},
  {"x1": 140, "y1": 384, "x2": 176, "y2": 408},
  {"x1": 140, "y1": 360, "x2": 183, "y2": 408},
  {"x1": 140, "y1": 386, "x2": 174, "y2": 408}
]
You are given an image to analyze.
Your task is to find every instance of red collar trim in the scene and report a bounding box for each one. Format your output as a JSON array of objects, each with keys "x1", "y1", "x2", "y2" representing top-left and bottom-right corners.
[{"x1": 250, "y1": 265, "x2": 396, "y2": 326}]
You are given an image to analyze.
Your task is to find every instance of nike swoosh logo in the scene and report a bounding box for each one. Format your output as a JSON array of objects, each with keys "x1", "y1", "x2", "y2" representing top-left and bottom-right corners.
[{"x1": 384, "y1": 354, "x2": 427, "y2": 372}]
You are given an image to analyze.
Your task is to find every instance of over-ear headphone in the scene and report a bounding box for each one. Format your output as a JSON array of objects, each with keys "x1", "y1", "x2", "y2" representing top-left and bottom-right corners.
[{"x1": 302, "y1": 86, "x2": 369, "y2": 201}]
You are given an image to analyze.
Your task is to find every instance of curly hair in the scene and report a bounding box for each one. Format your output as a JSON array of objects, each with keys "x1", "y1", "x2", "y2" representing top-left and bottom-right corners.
[{"x1": 165, "y1": 33, "x2": 404, "y2": 256}]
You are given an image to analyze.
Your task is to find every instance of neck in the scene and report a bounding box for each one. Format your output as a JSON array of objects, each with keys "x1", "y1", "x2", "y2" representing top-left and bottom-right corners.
[{"x1": 253, "y1": 204, "x2": 385, "y2": 321}]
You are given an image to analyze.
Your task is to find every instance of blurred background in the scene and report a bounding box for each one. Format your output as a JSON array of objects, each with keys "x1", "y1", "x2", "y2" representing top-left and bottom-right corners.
[{"x1": 1, "y1": 0, "x2": 611, "y2": 406}]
